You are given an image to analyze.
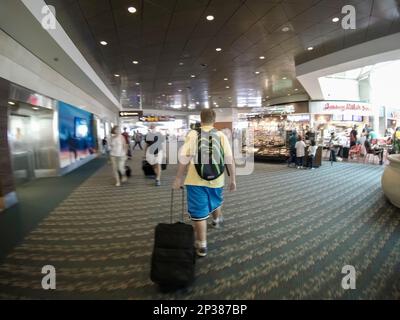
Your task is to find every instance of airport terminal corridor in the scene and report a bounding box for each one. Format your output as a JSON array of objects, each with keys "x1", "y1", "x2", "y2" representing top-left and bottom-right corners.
[{"x1": 0, "y1": 151, "x2": 399, "y2": 300}]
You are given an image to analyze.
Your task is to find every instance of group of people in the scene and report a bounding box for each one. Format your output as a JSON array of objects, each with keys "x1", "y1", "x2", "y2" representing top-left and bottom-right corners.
[
  {"x1": 103, "y1": 110, "x2": 236, "y2": 258},
  {"x1": 103, "y1": 125, "x2": 164, "y2": 187},
  {"x1": 288, "y1": 130, "x2": 318, "y2": 169},
  {"x1": 329, "y1": 124, "x2": 400, "y2": 165}
]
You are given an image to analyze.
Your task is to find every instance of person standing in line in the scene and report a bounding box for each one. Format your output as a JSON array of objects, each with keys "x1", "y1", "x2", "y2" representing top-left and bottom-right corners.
[
  {"x1": 307, "y1": 140, "x2": 318, "y2": 169},
  {"x1": 350, "y1": 125, "x2": 358, "y2": 148},
  {"x1": 145, "y1": 124, "x2": 164, "y2": 187},
  {"x1": 173, "y1": 109, "x2": 236, "y2": 257},
  {"x1": 328, "y1": 132, "x2": 339, "y2": 162},
  {"x1": 295, "y1": 135, "x2": 306, "y2": 169},
  {"x1": 110, "y1": 126, "x2": 128, "y2": 187}
]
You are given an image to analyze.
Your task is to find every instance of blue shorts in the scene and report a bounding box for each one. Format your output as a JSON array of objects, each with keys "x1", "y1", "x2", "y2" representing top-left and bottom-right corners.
[{"x1": 186, "y1": 186, "x2": 224, "y2": 221}]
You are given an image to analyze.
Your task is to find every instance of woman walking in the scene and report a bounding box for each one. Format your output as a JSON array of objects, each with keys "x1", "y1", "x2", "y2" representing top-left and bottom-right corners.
[{"x1": 110, "y1": 126, "x2": 128, "y2": 187}]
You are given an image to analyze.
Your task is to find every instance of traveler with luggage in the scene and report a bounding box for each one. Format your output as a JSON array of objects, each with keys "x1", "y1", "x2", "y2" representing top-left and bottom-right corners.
[
  {"x1": 172, "y1": 109, "x2": 236, "y2": 257},
  {"x1": 110, "y1": 125, "x2": 128, "y2": 187},
  {"x1": 145, "y1": 125, "x2": 164, "y2": 187}
]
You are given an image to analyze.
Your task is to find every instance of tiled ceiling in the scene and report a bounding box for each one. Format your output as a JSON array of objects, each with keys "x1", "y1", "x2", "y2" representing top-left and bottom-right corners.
[{"x1": 44, "y1": 0, "x2": 400, "y2": 110}]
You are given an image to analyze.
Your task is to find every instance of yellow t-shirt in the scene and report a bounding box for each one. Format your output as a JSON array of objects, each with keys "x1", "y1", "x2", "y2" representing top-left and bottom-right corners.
[{"x1": 181, "y1": 126, "x2": 233, "y2": 188}]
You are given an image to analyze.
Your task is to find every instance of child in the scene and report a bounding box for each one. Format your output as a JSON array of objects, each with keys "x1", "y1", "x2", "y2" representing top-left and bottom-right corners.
[{"x1": 295, "y1": 135, "x2": 306, "y2": 169}]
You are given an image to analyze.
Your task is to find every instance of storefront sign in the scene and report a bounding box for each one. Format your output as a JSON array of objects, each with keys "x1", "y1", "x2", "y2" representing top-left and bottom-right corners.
[
  {"x1": 310, "y1": 101, "x2": 374, "y2": 116},
  {"x1": 119, "y1": 111, "x2": 143, "y2": 118},
  {"x1": 287, "y1": 114, "x2": 310, "y2": 122}
]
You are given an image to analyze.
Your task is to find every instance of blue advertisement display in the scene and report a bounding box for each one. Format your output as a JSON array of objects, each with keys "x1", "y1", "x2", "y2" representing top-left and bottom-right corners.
[{"x1": 58, "y1": 102, "x2": 96, "y2": 168}]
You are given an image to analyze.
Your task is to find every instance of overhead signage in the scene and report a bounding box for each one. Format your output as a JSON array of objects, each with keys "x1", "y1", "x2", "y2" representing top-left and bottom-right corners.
[
  {"x1": 310, "y1": 101, "x2": 374, "y2": 116},
  {"x1": 139, "y1": 115, "x2": 176, "y2": 122},
  {"x1": 119, "y1": 111, "x2": 143, "y2": 118}
]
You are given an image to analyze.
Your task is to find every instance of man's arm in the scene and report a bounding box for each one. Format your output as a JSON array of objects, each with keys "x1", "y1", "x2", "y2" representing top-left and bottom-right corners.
[{"x1": 226, "y1": 160, "x2": 237, "y2": 192}]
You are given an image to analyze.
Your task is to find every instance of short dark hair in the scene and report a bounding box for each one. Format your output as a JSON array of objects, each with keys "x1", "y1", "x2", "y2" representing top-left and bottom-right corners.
[
  {"x1": 311, "y1": 140, "x2": 316, "y2": 146},
  {"x1": 111, "y1": 126, "x2": 119, "y2": 134},
  {"x1": 201, "y1": 109, "x2": 216, "y2": 124}
]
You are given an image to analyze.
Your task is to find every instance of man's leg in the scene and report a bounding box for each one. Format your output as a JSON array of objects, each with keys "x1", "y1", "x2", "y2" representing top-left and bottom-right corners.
[
  {"x1": 154, "y1": 164, "x2": 161, "y2": 185},
  {"x1": 193, "y1": 220, "x2": 207, "y2": 257},
  {"x1": 118, "y1": 157, "x2": 127, "y2": 182},
  {"x1": 110, "y1": 156, "x2": 121, "y2": 186}
]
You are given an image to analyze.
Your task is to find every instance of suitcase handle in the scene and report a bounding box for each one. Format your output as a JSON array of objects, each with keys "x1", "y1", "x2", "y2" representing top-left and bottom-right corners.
[{"x1": 170, "y1": 188, "x2": 185, "y2": 223}]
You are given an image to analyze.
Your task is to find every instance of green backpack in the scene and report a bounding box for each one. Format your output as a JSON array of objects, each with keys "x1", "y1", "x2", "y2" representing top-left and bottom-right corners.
[{"x1": 194, "y1": 128, "x2": 225, "y2": 181}]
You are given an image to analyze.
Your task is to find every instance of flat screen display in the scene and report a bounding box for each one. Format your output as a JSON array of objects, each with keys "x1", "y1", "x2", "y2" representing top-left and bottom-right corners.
[
  {"x1": 332, "y1": 114, "x2": 343, "y2": 121},
  {"x1": 343, "y1": 114, "x2": 353, "y2": 121},
  {"x1": 352, "y1": 115, "x2": 363, "y2": 122},
  {"x1": 75, "y1": 117, "x2": 89, "y2": 138}
]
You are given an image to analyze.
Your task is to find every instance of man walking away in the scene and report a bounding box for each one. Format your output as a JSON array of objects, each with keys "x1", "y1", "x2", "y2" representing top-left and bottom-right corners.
[{"x1": 173, "y1": 109, "x2": 237, "y2": 257}]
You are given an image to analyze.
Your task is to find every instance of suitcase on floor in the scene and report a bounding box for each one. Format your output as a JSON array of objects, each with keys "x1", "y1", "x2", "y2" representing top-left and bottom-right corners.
[
  {"x1": 142, "y1": 160, "x2": 155, "y2": 177},
  {"x1": 150, "y1": 189, "x2": 195, "y2": 291}
]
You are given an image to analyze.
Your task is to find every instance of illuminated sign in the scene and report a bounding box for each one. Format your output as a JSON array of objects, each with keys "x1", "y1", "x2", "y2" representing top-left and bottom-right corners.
[
  {"x1": 139, "y1": 115, "x2": 176, "y2": 122},
  {"x1": 310, "y1": 101, "x2": 374, "y2": 116},
  {"x1": 119, "y1": 111, "x2": 143, "y2": 118}
]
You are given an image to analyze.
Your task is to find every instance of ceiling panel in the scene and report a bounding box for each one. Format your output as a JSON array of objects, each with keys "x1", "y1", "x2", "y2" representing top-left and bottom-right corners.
[{"x1": 43, "y1": 0, "x2": 400, "y2": 110}]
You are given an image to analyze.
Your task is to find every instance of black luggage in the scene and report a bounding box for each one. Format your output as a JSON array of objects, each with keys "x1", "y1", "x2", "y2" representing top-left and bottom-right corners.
[
  {"x1": 125, "y1": 165, "x2": 132, "y2": 177},
  {"x1": 142, "y1": 160, "x2": 155, "y2": 177},
  {"x1": 150, "y1": 189, "x2": 195, "y2": 291},
  {"x1": 118, "y1": 166, "x2": 132, "y2": 179}
]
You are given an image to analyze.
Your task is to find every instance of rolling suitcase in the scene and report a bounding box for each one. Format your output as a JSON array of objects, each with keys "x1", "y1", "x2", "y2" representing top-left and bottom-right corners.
[
  {"x1": 150, "y1": 189, "x2": 195, "y2": 291},
  {"x1": 118, "y1": 166, "x2": 132, "y2": 179},
  {"x1": 142, "y1": 160, "x2": 155, "y2": 177}
]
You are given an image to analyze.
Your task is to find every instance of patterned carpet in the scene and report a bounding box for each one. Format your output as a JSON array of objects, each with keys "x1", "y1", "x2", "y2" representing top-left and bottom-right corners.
[{"x1": 0, "y1": 152, "x2": 399, "y2": 300}]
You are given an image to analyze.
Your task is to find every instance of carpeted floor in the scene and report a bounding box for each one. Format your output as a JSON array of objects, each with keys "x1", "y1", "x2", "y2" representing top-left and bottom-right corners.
[{"x1": 0, "y1": 151, "x2": 399, "y2": 300}]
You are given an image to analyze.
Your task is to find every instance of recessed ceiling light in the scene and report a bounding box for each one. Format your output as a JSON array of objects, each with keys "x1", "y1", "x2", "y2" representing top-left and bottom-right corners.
[
  {"x1": 294, "y1": 88, "x2": 298, "y2": 91},
  {"x1": 114, "y1": 74, "x2": 120, "y2": 77},
  {"x1": 307, "y1": 46, "x2": 314, "y2": 51},
  {"x1": 136, "y1": 82, "x2": 140, "y2": 85},
  {"x1": 206, "y1": 15, "x2": 214, "y2": 21},
  {"x1": 224, "y1": 78, "x2": 228, "y2": 81},
  {"x1": 179, "y1": 62, "x2": 184, "y2": 66},
  {"x1": 100, "y1": 41, "x2": 108, "y2": 46},
  {"x1": 332, "y1": 17, "x2": 340, "y2": 23},
  {"x1": 178, "y1": 89, "x2": 182, "y2": 92},
  {"x1": 132, "y1": 60, "x2": 139, "y2": 64},
  {"x1": 33, "y1": 107, "x2": 39, "y2": 110},
  {"x1": 216, "y1": 48, "x2": 222, "y2": 52},
  {"x1": 168, "y1": 83, "x2": 172, "y2": 86},
  {"x1": 128, "y1": 7, "x2": 137, "y2": 13},
  {"x1": 288, "y1": 94, "x2": 291, "y2": 96},
  {"x1": 259, "y1": 56, "x2": 265, "y2": 60},
  {"x1": 183, "y1": 104, "x2": 187, "y2": 107},
  {"x1": 196, "y1": 102, "x2": 200, "y2": 105},
  {"x1": 191, "y1": 75, "x2": 196, "y2": 78},
  {"x1": 282, "y1": 77, "x2": 287, "y2": 80},
  {"x1": 8, "y1": 101, "x2": 15, "y2": 106},
  {"x1": 282, "y1": 26, "x2": 290, "y2": 32},
  {"x1": 226, "y1": 86, "x2": 230, "y2": 89},
  {"x1": 122, "y1": 90, "x2": 126, "y2": 92},
  {"x1": 255, "y1": 71, "x2": 260, "y2": 75}
]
